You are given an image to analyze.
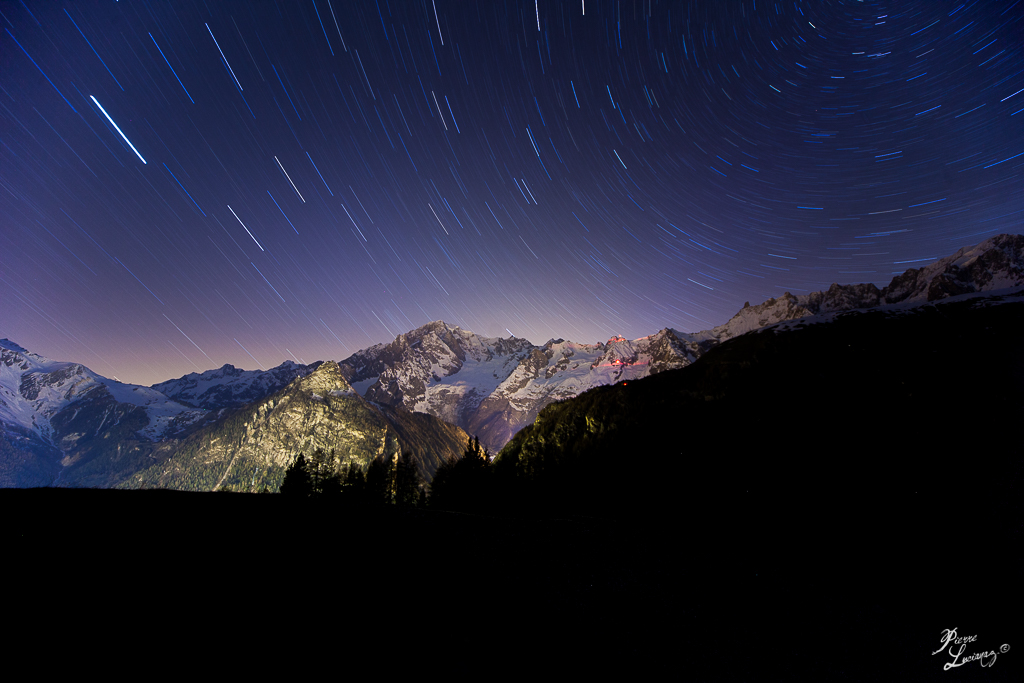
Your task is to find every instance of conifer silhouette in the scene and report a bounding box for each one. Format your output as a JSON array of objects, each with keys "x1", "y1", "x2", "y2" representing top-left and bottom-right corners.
[{"x1": 280, "y1": 453, "x2": 312, "y2": 497}]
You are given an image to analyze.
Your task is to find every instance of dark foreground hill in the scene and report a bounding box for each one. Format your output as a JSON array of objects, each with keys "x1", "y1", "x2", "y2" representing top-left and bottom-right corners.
[
  {"x1": 5, "y1": 292, "x2": 1020, "y2": 677},
  {"x1": 494, "y1": 287, "x2": 1024, "y2": 519}
]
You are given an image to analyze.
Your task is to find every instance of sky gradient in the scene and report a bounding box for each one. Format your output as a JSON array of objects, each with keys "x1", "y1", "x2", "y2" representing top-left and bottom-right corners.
[{"x1": 2, "y1": 0, "x2": 1022, "y2": 385}]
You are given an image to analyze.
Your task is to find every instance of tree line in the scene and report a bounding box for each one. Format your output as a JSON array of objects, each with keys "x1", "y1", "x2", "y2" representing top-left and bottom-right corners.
[
  {"x1": 280, "y1": 447, "x2": 425, "y2": 506},
  {"x1": 280, "y1": 436, "x2": 495, "y2": 511}
]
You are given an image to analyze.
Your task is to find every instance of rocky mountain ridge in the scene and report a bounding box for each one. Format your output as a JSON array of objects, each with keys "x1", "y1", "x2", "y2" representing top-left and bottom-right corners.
[
  {"x1": 1, "y1": 338, "x2": 205, "y2": 448},
  {"x1": 700, "y1": 233, "x2": 1024, "y2": 343},
  {"x1": 335, "y1": 322, "x2": 703, "y2": 452},
  {"x1": 151, "y1": 359, "x2": 322, "y2": 409},
  {"x1": 335, "y1": 234, "x2": 1024, "y2": 450},
  {"x1": 124, "y1": 361, "x2": 468, "y2": 491},
  {"x1": 0, "y1": 342, "x2": 465, "y2": 488},
  {"x1": 3, "y1": 233, "x2": 1021, "y2": 484}
]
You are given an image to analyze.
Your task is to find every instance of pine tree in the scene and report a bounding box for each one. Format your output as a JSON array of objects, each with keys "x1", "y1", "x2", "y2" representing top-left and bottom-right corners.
[
  {"x1": 281, "y1": 453, "x2": 312, "y2": 497},
  {"x1": 429, "y1": 436, "x2": 490, "y2": 511},
  {"x1": 308, "y1": 448, "x2": 336, "y2": 495},
  {"x1": 428, "y1": 453, "x2": 457, "y2": 510},
  {"x1": 365, "y1": 455, "x2": 394, "y2": 504},
  {"x1": 394, "y1": 451, "x2": 423, "y2": 506},
  {"x1": 342, "y1": 462, "x2": 366, "y2": 503}
]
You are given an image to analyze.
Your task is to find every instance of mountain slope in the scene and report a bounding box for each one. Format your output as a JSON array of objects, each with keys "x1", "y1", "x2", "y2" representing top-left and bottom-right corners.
[
  {"x1": 701, "y1": 233, "x2": 1024, "y2": 343},
  {"x1": 492, "y1": 286, "x2": 1024, "y2": 516},
  {"x1": 4, "y1": 234, "x2": 1020, "y2": 487},
  {"x1": 333, "y1": 234, "x2": 1023, "y2": 452},
  {"x1": 1, "y1": 339, "x2": 208, "y2": 486},
  {"x1": 123, "y1": 361, "x2": 469, "y2": 492},
  {"x1": 339, "y1": 323, "x2": 700, "y2": 452},
  {"x1": 1, "y1": 343, "x2": 468, "y2": 489}
]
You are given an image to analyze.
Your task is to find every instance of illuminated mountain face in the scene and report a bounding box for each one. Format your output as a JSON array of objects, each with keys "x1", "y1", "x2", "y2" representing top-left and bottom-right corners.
[
  {"x1": 335, "y1": 235, "x2": 1024, "y2": 452},
  {"x1": 335, "y1": 322, "x2": 700, "y2": 453},
  {"x1": 2, "y1": 235, "x2": 1021, "y2": 486}
]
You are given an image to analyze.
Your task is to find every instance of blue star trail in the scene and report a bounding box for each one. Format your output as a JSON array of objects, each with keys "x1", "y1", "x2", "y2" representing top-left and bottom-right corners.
[{"x1": 1, "y1": 0, "x2": 1021, "y2": 385}]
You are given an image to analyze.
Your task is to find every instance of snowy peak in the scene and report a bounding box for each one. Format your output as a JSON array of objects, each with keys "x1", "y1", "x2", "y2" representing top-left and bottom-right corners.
[
  {"x1": 805, "y1": 234, "x2": 1024, "y2": 310},
  {"x1": 1, "y1": 349, "x2": 101, "y2": 444},
  {"x1": 0, "y1": 341, "x2": 203, "y2": 447},
  {"x1": 343, "y1": 321, "x2": 537, "y2": 412},
  {"x1": 151, "y1": 359, "x2": 321, "y2": 409},
  {"x1": 875, "y1": 233, "x2": 1024, "y2": 305},
  {"x1": 702, "y1": 234, "x2": 1024, "y2": 342},
  {"x1": 703, "y1": 293, "x2": 817, "y2": 344},
  {"x1": 344, "y1": 321, "x2": 535, "y2": 384},
  {"x1": 1, "y1": 338, "x2": 34, "y2": 358},
  {"x1": 2, "y1": 339, "x2": 59, "y2": 376},
  {"x1": 800, "y1": 282, "x2": 883, "y2": 315},
  {"x1": 337, "y1": 324, "x2": 699, "y2": 452},
  {"x1": 600, "y1": 328, "x2": 703, "y2": 372}
]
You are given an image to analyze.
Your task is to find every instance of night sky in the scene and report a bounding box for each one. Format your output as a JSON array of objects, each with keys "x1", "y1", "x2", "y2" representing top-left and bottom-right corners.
[{"x1": 2, "y1": 1, "x2": 1021, "y2": 386}]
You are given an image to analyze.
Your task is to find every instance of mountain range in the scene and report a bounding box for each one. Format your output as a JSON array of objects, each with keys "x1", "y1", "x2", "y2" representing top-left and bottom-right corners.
[
  {"x1": 2, "y1": 233, "x2": 1021, "y2": 490},
  {"x1": 327, "y1": 232, "x2": 1024, "y2": 451},
  {"x1": 488, "y1": 271, "x2": 1024, "y2": 528}
]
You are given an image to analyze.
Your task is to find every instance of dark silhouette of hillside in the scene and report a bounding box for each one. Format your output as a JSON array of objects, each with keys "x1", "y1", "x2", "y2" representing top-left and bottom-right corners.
[
  {"x1": 491, "y1": 290, "x2": 1024, "y2": 523},
  {"x1": 5, "y1": 291, "x2": 1020, "y2": 678}
]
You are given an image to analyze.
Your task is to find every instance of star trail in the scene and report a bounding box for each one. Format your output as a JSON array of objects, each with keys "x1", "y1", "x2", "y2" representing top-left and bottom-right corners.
[{"x1": 2, "y1": 1, "x2": 1021, "y2": 385}]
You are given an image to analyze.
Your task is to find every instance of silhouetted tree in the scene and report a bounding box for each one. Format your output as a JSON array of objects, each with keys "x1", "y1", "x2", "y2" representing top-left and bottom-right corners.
[
  {"x1": 365, "y1": 455, "x2": 394, "y2": 504},
  {"x1": 282, "y1": 451, "x2": 420, "y2": 506},
  {"x1": 281, "y1": 453, "x2": 312, "y2": 497},
  {"x1": 308, "y1": 448, "x2": 335, "y2": 495},
  {"x1": 428, "y1": 454, "x2": 457, "y2": 510},
  {"x1": 394, "y1": 451, "x2": 422, "y2": 506},
  {"x1": 321, "y1": 468, "x2": 343, "y2": 498},
  {"x1": 341, "y1": 462, "x2": 366, "y2": 503},
  {"x1": 465, "y1": 435, "x2": 487, "y2": 465},
  {"x1": 429, "y1": 435, "x2": 490, "y2": 511}
]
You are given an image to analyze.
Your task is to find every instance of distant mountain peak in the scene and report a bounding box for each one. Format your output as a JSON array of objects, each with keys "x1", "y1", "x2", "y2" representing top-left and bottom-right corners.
[
  {"x1": 4, "y1": 233, "x2": 1019, "y2": 481},
  {"x1": 329, "y1": 234, "x2": 1023, "y2": 452},
  {"x1": 0, "y1": 339, "x2": 30, "y2": 354},
  {"x1": 703, "y1": 233, "x2": 1024, "y2": 343},
  {"x1": 296, "y1": 361, "x2": 355, "y2": 396},
  {"x1": 151, "y1": 358, "x2": 321, "y2": 410}
]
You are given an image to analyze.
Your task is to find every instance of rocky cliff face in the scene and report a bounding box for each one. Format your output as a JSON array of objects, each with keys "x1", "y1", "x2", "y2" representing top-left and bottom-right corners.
[
  {"x1": 1, "y1": 342, "x2": 467, "y2": 488},
  {"x1": 124, "y1": 361, "x2": 468, "y2": 491},
  {"x1": 126, "y1": 361, "x2": 400, "y2": 491},
  {"x1": 339, "y1": 325, "x2": 700, "y2": 453}
]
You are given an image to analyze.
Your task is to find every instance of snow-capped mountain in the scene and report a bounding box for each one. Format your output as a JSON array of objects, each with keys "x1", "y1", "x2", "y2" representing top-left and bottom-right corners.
[
  {"x1": 700, "y1": 233, "x2": 1024, "y2": 343},
  {"x1": 3, "y1": 233, "x2": 1019, "y2": 486},
  {"x1": 340, "y1": 322, "x2": 536, "y2": 423},
  {"x1": 336, "y1": 234, "x2": 1024, "y2": 452},
  {"x1": 151, "y1": 360, "x2": 322, "y2": 409},
  {"x1": 0, "y1": 341, "x2": 466, "y2": 489},
  {"x1": 1, "y1": 339, "x2": 204, "y2": 446},
  {"x1": 337, "y1": 322, "x2": 702, "y2": 452}
]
